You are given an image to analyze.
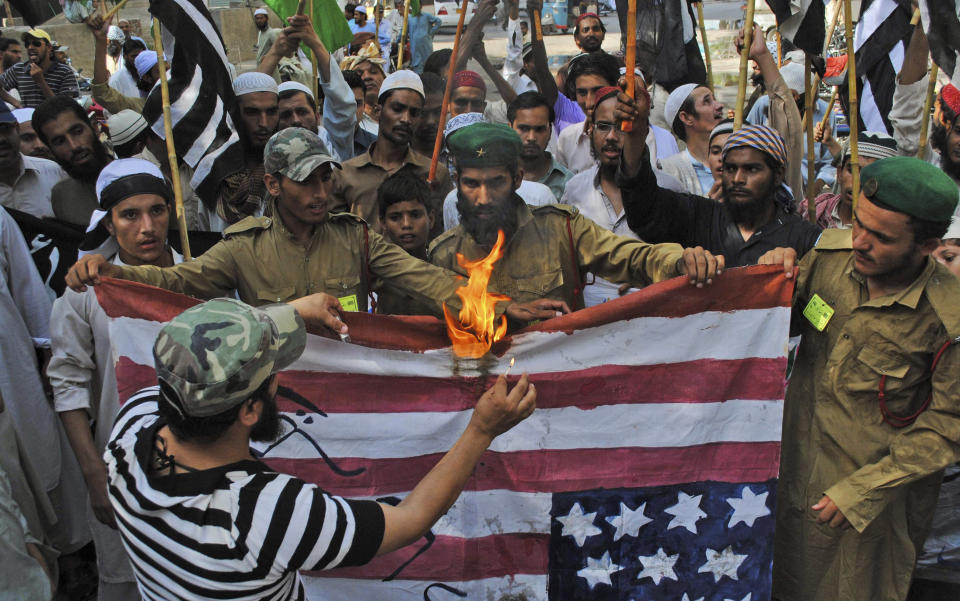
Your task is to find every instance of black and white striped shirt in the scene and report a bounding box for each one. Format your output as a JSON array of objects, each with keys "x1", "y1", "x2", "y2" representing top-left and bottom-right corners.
[
  {"x1": 105, "y1": 390, "x2": 384, "y2": 601},
  {"x1": 0, "y1": 61, "x2": 79, "y2": 108}
]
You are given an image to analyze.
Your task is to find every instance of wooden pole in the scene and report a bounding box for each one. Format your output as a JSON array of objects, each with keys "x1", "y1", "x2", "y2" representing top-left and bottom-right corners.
[
  {"x1": 917, "y1": 62, "x2": 938, "y2": 158},
  {"x1": 819, "y1": 87, "x2": 838, "y2": 131},
  {"x1": 309, "y1": 0, "x2": 319, "y2": 101},
  {"x1": 152, "y1": 18, "x2": 191, "y2": 260},
  {"x1": 427, "y1": 0, "x2": 470, "y2": 182},
  {"x1": 805, "y1": 56, "x2": 818, "y2": 222},
  {"x1": 396, "y1": 0, "x2": 412, "y2": 71},
  {"x1": 533, "y1": 4, "x2": 544, "y2": 40},
  {"x1": 696, "y1": 1, "x2": 713, "y2": 92},
  {"x1": 776, "y1": 29, "x2": 782, "y2": 67},
  {"x1": 374, "y1": 0, "x2": 382, "y2": 54},
  {"x1": 843, "y1": 0, "x2": 859, "y2": 210},
  {"x1": 102, "y1": 0, "x2": 131, "y2": 22},
  {"x1": 621, "y1": 0, "x2": 637, "y2": 133},
  {"x1": 733, "y1": 0, "x2": 756, "y2": 130}
]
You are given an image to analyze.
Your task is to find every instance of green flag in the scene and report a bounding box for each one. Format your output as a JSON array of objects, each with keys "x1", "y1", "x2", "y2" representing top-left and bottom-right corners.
[{"x1": 263, "y1": 0, "x2": 353, "y2": 53}]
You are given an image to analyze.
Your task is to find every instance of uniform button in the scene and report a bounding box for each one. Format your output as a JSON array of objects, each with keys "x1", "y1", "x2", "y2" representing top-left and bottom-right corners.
[
  {"x1": 842, "y1": 334, "x2": 850, "y2": 340},
  {"x1": 264, "y1": 219, "x2": 272, "y2": 226}
]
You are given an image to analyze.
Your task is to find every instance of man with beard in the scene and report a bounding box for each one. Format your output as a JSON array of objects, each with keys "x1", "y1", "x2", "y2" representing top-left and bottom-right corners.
[
  {"x1": 34, "y1": 95, "x2": 112, "y2": 227},
  {"x1": 891, "y1": 23, "x2": 960, "y2": 198},
  {"x1": 103, "y1": 293, "x2": 536, "y2": 599},
  {"x1": 410, "y1": 71, "x2": 444, "y2": 157},
  {"x1": 330, "y1": 70, "x2": 452, "y2": 234},
  {"x1": 758, "y1": 157, "x2": 960, "y2": 601},
  {"x1": 562, "y1": 87, "x2": 683, "y2": 307},
  {"x1": 509, "y1": 91, "x2": 571, "y2": 201},
  {"x1": 49, "y1": 159, "x2": 183, "y2": 601},
  {"x1": 0, "y1": 29, "x2": 78, "y2": 109},
  {"x1": 0, "y1": 102, "x2": 66, "y2": 219},
  {"x1": 615, "y1": 83, "x2": 821, "y2": 267},
  {"x1": 107, "y1": 37, "x2": 146, "y2": 99},
  {"x1": 553, "y1": 12, "x2": 607, "y2": 94},
  {"x1": 12, "y1": 107, "x2": 54, "y2": 160},
  {"x1": 253, "y1": 7, "x2": 281, "y2": 67},
  {"x1": 429, "y1": 121, "x2": 725, "y2": 328},
  {"x1": 0, "y1": 38, "x2": 22, "y2": 73}
]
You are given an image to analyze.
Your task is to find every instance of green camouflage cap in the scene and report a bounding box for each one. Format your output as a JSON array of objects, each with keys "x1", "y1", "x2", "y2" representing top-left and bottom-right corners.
[
  {"x1": 263, "y1": 127, "x2": 340, "y2": 182},
  {"x1": 154, "y1": 298, "x2": 306, "y2": 418}
]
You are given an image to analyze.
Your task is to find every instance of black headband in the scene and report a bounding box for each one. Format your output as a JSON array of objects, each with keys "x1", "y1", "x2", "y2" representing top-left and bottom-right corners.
[{"x1": 99, "y1": 173, "x2": 173, "y2": 212}]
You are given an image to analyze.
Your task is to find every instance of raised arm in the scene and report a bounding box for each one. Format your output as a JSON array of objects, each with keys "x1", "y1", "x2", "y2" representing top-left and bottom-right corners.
[
  {"x1": 455, "y1": 0, "x2": 498, "y2": 70},
  {"x1": 524, "y1": 0, "x2": 559, "y2": 105}
]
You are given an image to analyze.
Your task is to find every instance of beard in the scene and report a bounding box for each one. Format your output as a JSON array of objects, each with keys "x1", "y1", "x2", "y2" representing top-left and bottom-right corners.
[
  {"x1": 590, "y1": 139, "x2": 621, "y2": 180},
  {"x1": 723, "y1": 178, "x2": 778, "y2": 226},
  {"x1": 457, "y1": 190, "x2": 521, "y2": 247},
  {"x1": 250, "y1": 392, "x2": 283, "y2": 443},
  {"x1": 931, "y1": 123, "x2": 960, "y2": 181},
  {"x1": 64, "y1": 139, "x2": 111, "y2": 183}
]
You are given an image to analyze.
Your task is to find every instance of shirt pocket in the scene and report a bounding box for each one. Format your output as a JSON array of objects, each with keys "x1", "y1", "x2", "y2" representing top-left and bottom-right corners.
[
  {"x1": 512, "y1": 268, "x2": 565, "y2": 302},
  {"x1": 256, "y1": 286, "x2": 297, "y2": 304},
  {"x1": 323, "y1": 275, "x2": 364, "y2": 309},
  {"x1": 845, "y1": 345, "x2": 916, "y2": 423}
]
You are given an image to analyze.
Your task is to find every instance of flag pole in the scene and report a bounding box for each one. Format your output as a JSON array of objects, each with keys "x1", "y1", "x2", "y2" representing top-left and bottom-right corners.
[
  {"x1": 102, "y1": 0, "x2": 131, "y2": 22},
  {"x1": 842, "y1": 0, "x2": 859, "y2": 210},
  {"x1": 309, "y1": 0, "x2": 319, "y2": 101},
  {"x1": 776, "y1": 29, "x2": 782, "y2": 67},
  {"x1": 696, "y1": 1, "x2": 713, "y2": 92},
  {"x1": 823, "y1": 0, "x2": 842, "y2": 55},
  {"x1": 819, "y1": 87, "x2": 837, "y2": 131},
  {"x1": 733, "y1": 0, "x2": 756, "y2": 130},
  {"x1": 152, "y1": 18, "x2": 191, "y2": 261},
  {"x1": 427, "y1": 0, "x2": 469, "y2": 182},
  {"x1": 396, "y1": 0, "x2": 412, "y2": 71},
  {"x1": 621, "y1": 0, "x2": 637, "y2": 133},
  {"x1": 917, "y1": 62, "x2": 938, "y2": 158},
  {"x1": 805, "y1": 56, "x2": 817, "y2": 222}
]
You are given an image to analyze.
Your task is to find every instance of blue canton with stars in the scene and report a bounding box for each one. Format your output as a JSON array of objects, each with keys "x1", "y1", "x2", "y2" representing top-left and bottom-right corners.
[{"x1": 548, "y1": 480, "x2": 777, "y2": 601}]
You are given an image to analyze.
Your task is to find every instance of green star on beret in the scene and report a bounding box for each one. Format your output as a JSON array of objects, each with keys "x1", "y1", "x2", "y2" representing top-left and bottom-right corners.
[
  {"x1": 860, "y1": 156, "x2": 958, "y2": 222},
  {"x1": 448, "y1": 122, "x2": 522, "y2": 168}
]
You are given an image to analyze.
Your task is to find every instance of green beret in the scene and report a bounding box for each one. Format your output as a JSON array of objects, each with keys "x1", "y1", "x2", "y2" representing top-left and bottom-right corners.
[
  {"x1": 447, "y1": 122, "x2": 521, "y2": 168},
  {"x1": 861, "y1": 156, "x2": 958, "y2": 222}
]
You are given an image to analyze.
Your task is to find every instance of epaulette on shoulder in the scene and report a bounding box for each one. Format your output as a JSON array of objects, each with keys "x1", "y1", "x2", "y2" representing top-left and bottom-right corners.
[
  {"x1": 532, "y1": 203, "x2": 579, "y2": 218},
  {"x1": 223, "y1": 216, "x2": 272, "y2": 238},
  {"x1": 926, "y1": 266, "x2": 960, "y2": 340},
  {"x1": 328, "y1": 211, "x2": 368, "y2": 226},
  {"x1": 813, "y1": 227, "x2": 852, "y2": 251},
  {"x1": 427, "y1": 225, "x2": 461, "y2": 255}
]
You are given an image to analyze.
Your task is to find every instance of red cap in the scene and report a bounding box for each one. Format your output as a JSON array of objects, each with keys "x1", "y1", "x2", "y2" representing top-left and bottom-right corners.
[
  {"x1": 576, "y1": 11, "x2": 600, "y2": 24},
  {"x1": 942, "y1": 83, "x2": 960, "y2": 115},
  {"x1": 452, "y1": 70, "x2": 486, "y2": 94}
]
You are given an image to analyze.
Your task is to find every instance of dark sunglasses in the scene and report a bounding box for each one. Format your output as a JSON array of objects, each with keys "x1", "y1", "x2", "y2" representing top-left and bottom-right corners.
[{"x1": 26, "y1": 39, "x2": 45, "y2": 48}]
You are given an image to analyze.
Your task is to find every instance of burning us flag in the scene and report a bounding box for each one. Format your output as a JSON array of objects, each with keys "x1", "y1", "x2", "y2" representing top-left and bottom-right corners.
[{"x1": 97, "y1": 265, "x2": 792, "y2": 600}]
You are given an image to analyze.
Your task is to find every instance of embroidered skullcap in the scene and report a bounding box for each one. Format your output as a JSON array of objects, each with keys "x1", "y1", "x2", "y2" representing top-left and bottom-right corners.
[
  {"x1": 941, "y1": 84, "x2": 960, "y2": 115},
  {"x1": 664, "y1": 83, "x2": 698, "y2": 130},
  {"x1": 107, "y1": 25, "x2": 125, "y2": 42},
  {"x1": 766, "y1": 41, "x2": 779, "y2": 64},
  {"x1": 134, "y1": 50, "x2": 158, "y2": 79},
  {"x1": 709, "y1": 120, "x2": 734, "y2": 145},
  {"x1": 232, "y1": 71, "x2": 279, "y2": 96},
  {"x1": 254, "y1": 8, "x2": 268, "y2": 16},
  {"x1": 722, "y1": 124, "x2": 788, "y2": 166},
  {"x1": 618, "y1": 66, "x2": 645, "y2": 84},
  {"x1": 444, "y1": 111, "x2": 487, "y2": 138},
  {"x1": 850, "y1": 131, "x2": 898, "y2": 160},
  {"x1": 378, "y1": 69, "x2": 424, "y2": 100},
  {"x1": 780, "y1": 62, "x2": 805, "y2": 94},
  {"x1": 107, "y1": 109, "x2": 149, "y2": 147},
  {"x1": 452, "y1": 70, "x2": 486, "y2": 94},
  {"x1": 278, "y1": 80, "x2": 314, "y2": 100}
]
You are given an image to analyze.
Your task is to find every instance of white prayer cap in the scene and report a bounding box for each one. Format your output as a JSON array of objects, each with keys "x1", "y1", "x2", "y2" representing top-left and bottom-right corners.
[
  {"x1": 11, "y1": 108, "x2": 33, "y2": 124},
  {"x1": 135, "y1": 50, "x2": 158, "y2": 78},
  {"x1": 378, "y1": 69, "x2": 423, "y2": 100},
  {"x1": 619, "y1": 66, "x2": 645, "y2": 84},
  {"x1": 232, "y1": 71, "x2": 279, "y2": 97},
  {"x1": 254, "y1": 7, "x2": 269, "y2": 16},
  {"x1": 944, "y1": 217, "x2": 960, "y2": 241},
  {"x1": 780, "y1": 62, "x2": 805, "y2": 94},
  {"x1": 278, "y1": 80, "x2": 314, "y2": 100},
  {"x1": 785, "y1": 50, "x2": 805, "y2": 65},
  {"x1": 664, "y1": 83, "x2": 698, "y2": 129},
  {"x1": 107, "y1": 109, "x2": 149, "y2": 147},
  {"x1": 107, "y1": 25, "x2": 125, "y2": 42},
  {"x1": 83, "y1": 159, "x2": 172, "y2": 250}
]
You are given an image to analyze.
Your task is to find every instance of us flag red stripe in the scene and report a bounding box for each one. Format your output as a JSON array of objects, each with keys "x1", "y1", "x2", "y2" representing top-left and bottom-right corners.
[{"x1": 96, "y1": 266, "x2": 793, "y2": 600}]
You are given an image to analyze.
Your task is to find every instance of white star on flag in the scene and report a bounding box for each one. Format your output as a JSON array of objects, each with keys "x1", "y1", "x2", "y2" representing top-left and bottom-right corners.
[
  {"x1": 605, "y1": 501, "x2": 653, "y2": 541},
  {"x1": 726, "y1": 487, "x2": 771, "y2": 528},
  {"x1": 697, "y1": 545, "x2": 748, "y2": 582},
  {"x1": 556, "y1": 502, "x2": 601, "y2": 546},
  {"x1": 636, "y1": 547, "x2": 680, "y2": 585},
  {"x1": 577, "y1": 551, "x2": 622, "y2": 590},
  {"x1": 724, "y1": 595, "x2": 752, "y2": 601},
  {"x1": 665, "y1": 491, "x2": 707, "y2": 534},
  {"x1": 681, "y1": 594, "x2": 705, "y2": 601}
]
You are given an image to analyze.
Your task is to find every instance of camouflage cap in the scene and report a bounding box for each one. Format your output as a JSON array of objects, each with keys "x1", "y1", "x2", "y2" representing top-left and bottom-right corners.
[
  {"x1": 154, "y1": 298, "x2": 306, "y2": 418},
  {"x1": 263, "y1": 128, "x2": 341, "y2": 182}
]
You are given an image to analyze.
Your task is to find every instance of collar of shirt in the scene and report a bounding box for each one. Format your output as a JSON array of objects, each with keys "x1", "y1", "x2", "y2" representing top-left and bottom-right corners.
[
  {"x1": 846, "y1": 254, "x2": 937, "y2": 310},
  {"x1": 586, "y1": 164, "x2": 625, "y2": 228},
  {"x1": 353, "y1": 143, "x2": 425, "y2": 171}
]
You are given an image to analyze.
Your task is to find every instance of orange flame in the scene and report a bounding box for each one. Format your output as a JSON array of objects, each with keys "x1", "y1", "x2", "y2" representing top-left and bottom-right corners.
[{"x1": 443, "y1": 230, "x2": 511, "y2": 358}]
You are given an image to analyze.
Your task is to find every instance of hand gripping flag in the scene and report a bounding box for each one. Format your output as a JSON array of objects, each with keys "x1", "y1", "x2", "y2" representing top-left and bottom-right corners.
[
  {"x1": 262, "y1": 0, "x2": 354, "y2": 54},
  {"x1": 97, "y1": 266, "x2": 793, "y2": 600}
]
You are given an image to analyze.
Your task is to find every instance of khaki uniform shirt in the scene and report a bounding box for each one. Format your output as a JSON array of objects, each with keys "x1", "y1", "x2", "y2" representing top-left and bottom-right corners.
[
  {"x1": 428, "y1": 201, "x2": 684, "y2": 321},
  {"x1": 329, "y1": 144, "x2": 452, "y2": 234},
  {"x1": 774, "y1": 229, "x2": 960, "y2": 601},
  {"x1": 112, "y1": 210, "x2": 465, "y2": 313}
]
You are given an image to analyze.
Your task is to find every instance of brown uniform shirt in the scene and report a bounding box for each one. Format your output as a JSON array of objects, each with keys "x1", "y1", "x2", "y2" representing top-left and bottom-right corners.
[
  {"x1": 428, "y1": 201, "x2": 684, "y2": 321},
  {"x1": 774, "y1": 229, "x2": 960, "y2": 601},
  {"x1": 112, "y1": 210, "x2": 464, "y2": 314},
  {"x1": 329, "y1": 144, "x2": 452, "y2": 235}
]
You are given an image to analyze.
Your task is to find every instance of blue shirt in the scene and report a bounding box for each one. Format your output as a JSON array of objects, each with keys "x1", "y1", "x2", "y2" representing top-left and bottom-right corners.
[
  {"x1": 687, "y1": 150, "x2": 715, "y2": 197},
  {"x1": 746, "y1": 96, "x2": 837, "y2": 187}
]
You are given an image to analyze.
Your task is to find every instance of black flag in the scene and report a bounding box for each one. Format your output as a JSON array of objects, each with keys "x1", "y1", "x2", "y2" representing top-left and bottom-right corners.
[
  {"x1": 919, "y1": 0, "x2": 960, "y2": 88},
  {"x1": 765, "y1": 0, "x2": 827, "y2": 56}
]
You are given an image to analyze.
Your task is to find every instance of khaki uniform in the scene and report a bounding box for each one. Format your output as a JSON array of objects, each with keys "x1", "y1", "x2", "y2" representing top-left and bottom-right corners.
[
  {"x1": 112, "y1": 210, "x2": 464, "y2": 313},
  {"x1": 774, "y1": 229, "x2": 960, "y2": 601},
  {"x1": 375, "y1": 281, "x2": 440, "y2": 316},
  {"x1": 329, "y1": 144, "x2": 452, "y2": 235},
  {"x1": 428, "y1": 201, "x2": 684, "y2": 318}
]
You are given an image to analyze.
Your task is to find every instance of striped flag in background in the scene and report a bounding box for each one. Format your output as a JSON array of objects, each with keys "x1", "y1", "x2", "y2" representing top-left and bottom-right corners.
[
  {"x1": 96, "y1": 266, "x2": 793, "y2": 601},
  {"x1": 764, "y1": 0, "x2": 828, "y2": 56},
  {"x1": 919, "y1": 0, "x2": 960, "y2": 89},
  {"x1": 141, "y1": 0, "x2": 242, "y2": 206},
  {"x1": 851, "y1": 0, "x2": 914, "y2": 134}
]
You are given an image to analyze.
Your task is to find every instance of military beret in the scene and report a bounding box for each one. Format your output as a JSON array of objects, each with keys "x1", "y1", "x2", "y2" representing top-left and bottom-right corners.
[
  {"x1": 447, "y1": 122, "x2": 521, "y2": 169},
  {"x1": 860, "y1": 156, "x2": 958, "y2": 223}
]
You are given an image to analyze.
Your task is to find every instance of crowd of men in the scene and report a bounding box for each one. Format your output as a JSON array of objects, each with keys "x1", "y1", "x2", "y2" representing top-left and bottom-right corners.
[{"x1": 1, "y1": 1, "x2": 959, "y2": 600}]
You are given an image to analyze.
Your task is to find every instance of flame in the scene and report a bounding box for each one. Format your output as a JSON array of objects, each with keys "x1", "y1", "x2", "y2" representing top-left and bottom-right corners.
[{"x1": 443, "y1": 230, "x2": 511, "y2": 358}]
